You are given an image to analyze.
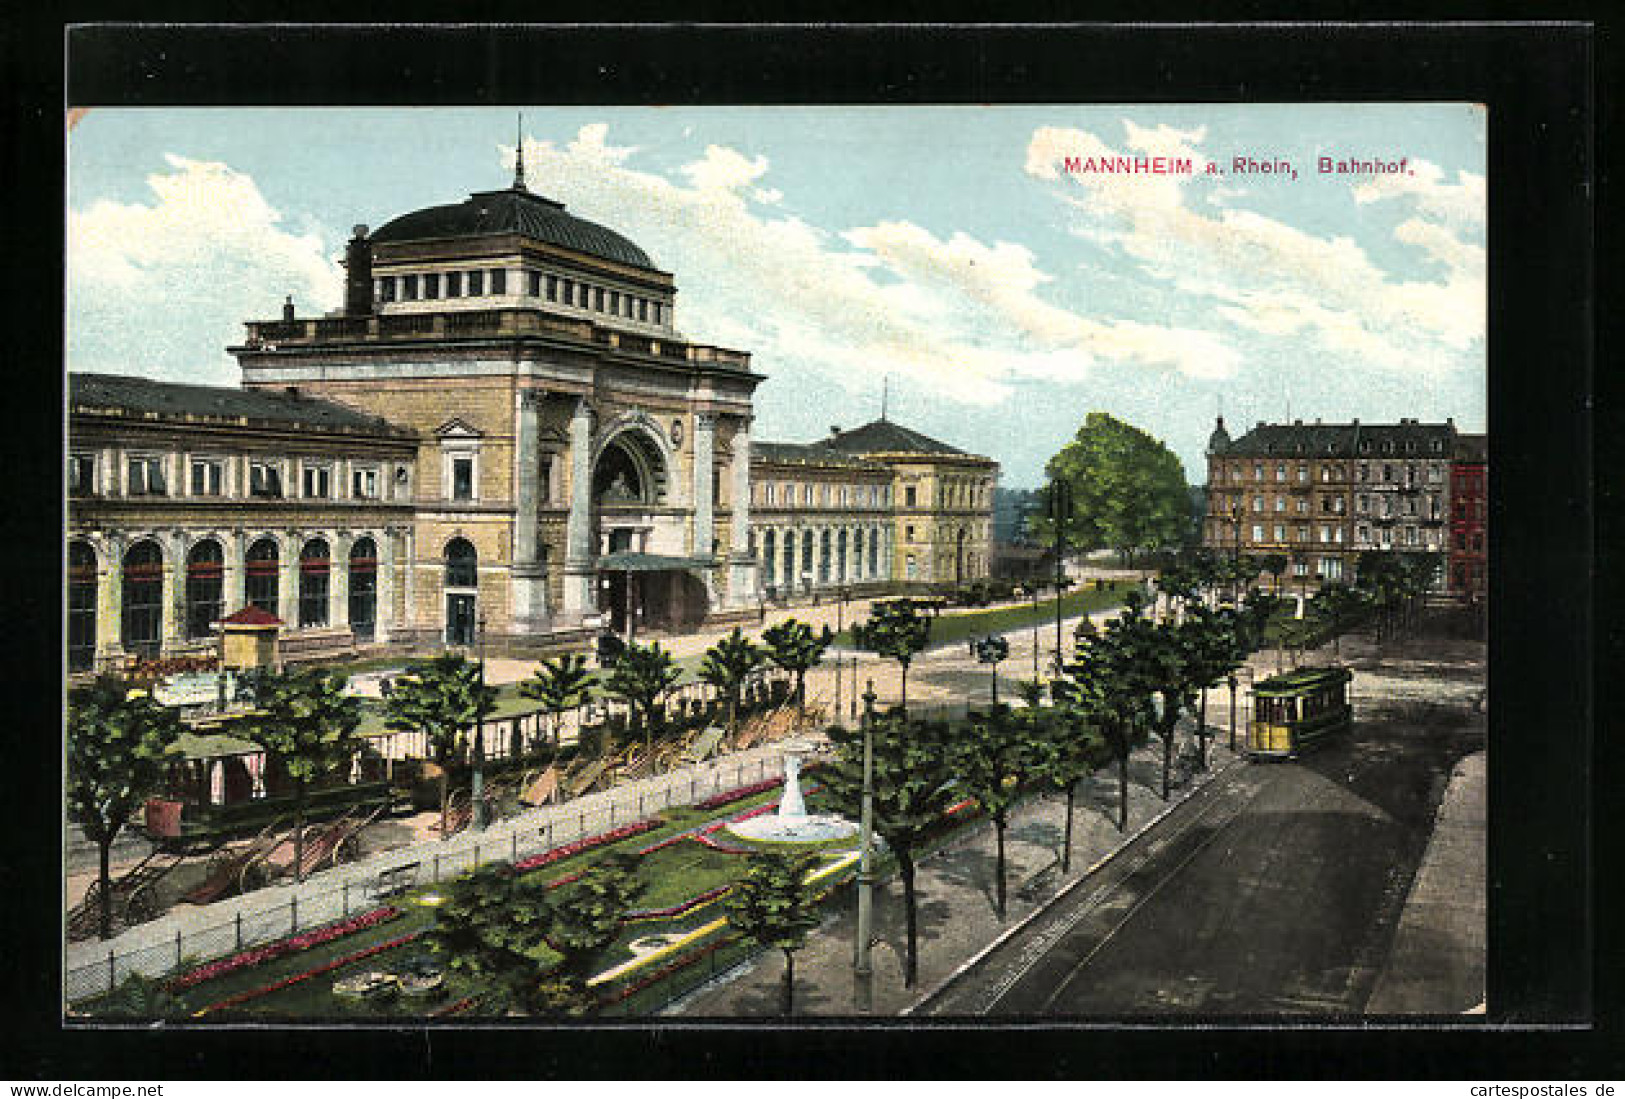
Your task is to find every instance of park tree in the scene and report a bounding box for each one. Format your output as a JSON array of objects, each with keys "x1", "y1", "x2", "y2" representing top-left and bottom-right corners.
[
  {"x1": 1028, "y1": 707, "x2": 1110, "y2": 874},
  {"x1": 724, "y1": 850, "x2": 823, "y2": 1016},
  {"x1": 243, "y1": 668, "x2": 365, "y2": 882},
  {"x1": 1260, "y1": 553, "x2": 1289, "y2": 595},
  {"x1": 822, "y1": 707, "x2": 962, "y2": 987},
  {"x1": 761, "y1": 618, "x2": 835, "y2": 706},
  {"x1": 66, "y1": 678, "x2": 184, "y2": 940},
  {"x1": 424, "y1": 862, "x2": 557, "y2": 1014},
  {"x1": 603, "y1": 641, "x2": 682, "y2": 754},
  {"x1": 851, "y1": 599, "x2": 932, "y2": 711},
  {"x1": 698, "y1": 627, "x2": 767, "y2": 735},
  {"x1": 517, "y1": 653, "x2": 596, "y2": 751},
  {"x1": 542, "y1": 853, "x2": 642, "y2": 1002},
  {"x1": 955, "y1": 705, "x2": 1038, "y2": 919},
  {"x1": 384, "y1": 653, "x2": 498, "y2": 836},
  {"x1": 1028, "y1": 412, "x2": 1190, "y2": 568},
  {"x1": 1059, "y1": 594, "x2": 1156, "y2": 831},
  {"x1": 1182, "y1": 606, "x2": 1243, "y2": 769}
]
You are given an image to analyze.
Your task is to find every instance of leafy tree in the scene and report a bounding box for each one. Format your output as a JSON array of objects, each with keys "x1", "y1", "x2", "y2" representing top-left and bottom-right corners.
[
  {"x1": 1058, "y1": 594, "x2": 1156, "y2": 831},
  {"x1": 243, "y1": 668, "x2": 365, "y2": 882},
  {"x1": 851, "y1": 599, "x2": 932, "y2": 711},
  {"x1": 970, "y1": 635, "x2": 1011, "y2": 705},
  {"x1": 1028, "y1": 707, "x2": 1110, "y2": 874},
  {"x1": 543, "y1": 853, "x2": 642, "y2": 998},
  {"x1": 1029, "y1": 412, "x2": 1190, "y2": 567},
  {"x1": 517, "y1": 653, "x2": 596, "y2": 750},
  {"x1": 95, "y1": 972, "x2": 182, "y2": 1020},
  {"x1": 384, "y1": 653, "x2": 498, "y2": 836},
  {"x1": 1181, "y1": 606, "x2": 1244, "y2": 769},
  {"x1": 822, "y1": 708, "x2": 962, "y2": 987},
  {"x1": 603, "y1": 641, "x2": 682, "y2": 754},
  {"x1": 698, "y1": 627, "x2": 767, "y2": 735},
  {"x1": 762, "y1": 618, "x2": 835, "y2": 705},
  {"x1": 724, "y1": 850, "x2": 823, "y2": 1015},
  {"x1": 423, "y1": 862, "x2": 556, "y2": 1014},
  {"x1": 955, "y1": 705, "x2": 1038, "y2": 919},
  {"x1": 67, "y1": 678, "x2": 183, "y2": 940},
  {"x1": 1260, "y1": 553, "x2": 1289, "y2": 595}
]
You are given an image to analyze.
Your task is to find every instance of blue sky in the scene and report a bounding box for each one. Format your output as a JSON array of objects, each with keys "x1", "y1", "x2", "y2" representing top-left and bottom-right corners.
[{"x1": 67, "y1": 105, "x2": 1484, "y2": 487}]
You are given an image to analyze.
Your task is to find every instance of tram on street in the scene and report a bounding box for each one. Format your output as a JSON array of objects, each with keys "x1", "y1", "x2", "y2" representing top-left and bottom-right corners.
[{"x1": 1246, "y1": 665, "x2": 1353, "y2": 761}]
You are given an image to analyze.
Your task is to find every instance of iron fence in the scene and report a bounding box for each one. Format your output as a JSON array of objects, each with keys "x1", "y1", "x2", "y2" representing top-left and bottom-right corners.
[{"x1": 66, "y1": 752, "x2": 778, "y2": 1006}]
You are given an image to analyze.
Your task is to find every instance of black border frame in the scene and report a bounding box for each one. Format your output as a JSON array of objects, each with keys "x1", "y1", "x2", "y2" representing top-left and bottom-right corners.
[{"x1": 10, "y1": 16, "x2": 1609, "y2": 1079}]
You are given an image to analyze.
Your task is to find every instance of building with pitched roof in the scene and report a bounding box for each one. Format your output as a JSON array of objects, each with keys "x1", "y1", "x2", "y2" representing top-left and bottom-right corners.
[
  {"x1": 1203, "y1": 416, "x2": 1457, "y2": 591},
  {"x1": 1449, "y1": 433, "x2": 1488, "y2": 601}
]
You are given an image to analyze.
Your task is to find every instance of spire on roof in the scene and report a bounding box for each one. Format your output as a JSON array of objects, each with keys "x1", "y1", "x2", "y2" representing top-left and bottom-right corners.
[{"x1": 513, "y1": 112, "x2": 527, "y2": 192}]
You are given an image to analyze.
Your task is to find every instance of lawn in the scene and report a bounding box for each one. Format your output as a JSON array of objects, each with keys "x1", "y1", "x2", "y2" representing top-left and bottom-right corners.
[{"x1": 832, "y1": 581, "x2": 1131, "y2": 650}]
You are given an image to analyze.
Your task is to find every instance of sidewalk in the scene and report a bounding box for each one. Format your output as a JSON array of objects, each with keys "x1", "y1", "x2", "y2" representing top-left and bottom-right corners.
[
  {"x1": 665, "y1": 720, "x2": 1247, "y2": 1017},
  {"x1": 1365, "y1": 750, "x2": 1486, "y2": 1014}
]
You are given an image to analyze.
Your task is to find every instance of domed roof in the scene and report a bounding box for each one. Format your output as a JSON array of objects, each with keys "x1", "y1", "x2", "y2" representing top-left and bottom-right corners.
[
  {"x1": 1207, "y1": 416, "x2": 1232, "y2": 455},
  {"x1": 370, "y1": 186, "x2": 659, "y2": 272}
]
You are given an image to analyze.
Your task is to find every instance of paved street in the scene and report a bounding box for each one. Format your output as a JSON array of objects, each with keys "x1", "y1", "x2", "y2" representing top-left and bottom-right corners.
[{"x1": 915, "y1": 629, "x2": 1485, "y2": 1017}]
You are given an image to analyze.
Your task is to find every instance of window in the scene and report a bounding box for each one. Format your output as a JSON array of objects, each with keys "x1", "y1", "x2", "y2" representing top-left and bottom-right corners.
[
  {"x1": 870, "y1": 529, "x2": 880, "y2": 575},
  {"x1": 1334, "y1": 527, "x2": 1344, "y2": 543},
  {"x1": 1273, "y1": 525, "x2": 1285, "y2": 542},
  {"x1": 905, "y1": 486, "x2": 917, "y2": 507},
  {"x1": 298, "y1": 540, "x2": 330, "y2": 627},
  {"x1": 377, "y1": 276, "x2": 396, "y2": 302},
  {"x1": 1275, "y1": 464, "x2": 1286, "y2": 481},
  {"x1": 527, "y1": 271, "x2": 542, "y2": 297},
  {"x1": 546, "y1": 275, "x2": 558, "y2": 302},
  {"x1": 1293, "y1": 559, "x2": 1309, "y2": 577},
  {"x1": 127, "y1": 456, "x2": 167, "y2": 496},
  {"x1": 1430, "y1": 465, "x2": 1443, "y2": 483},
  {"x1": 445, "y1": 538, "x2": 478, "y2": 588},
  {"x1": 185, "y1": 540, "x2": 224, "y2": 639},
  {"x1": 68, "y1": 541, "x2": 97, "y2": 672},
  {"x1": 1404, "y1": 526, "x2": 1417, "y2": 546},
  {"x1": 560, "y1": 278, "x2": 573, "y2": 305},
  {"x1": 446, "y1": 271, "x2": 463, "y2": 298},
  {"x1": 1253, "y1": 496, "x2": 1264, "y2": 513},
  {"x1": 246, "y1": 538, "x2": 280, "y2": 613},
  {"x1": 452, "y1": 457, "x2": 474, "y2": 501},
  {"x1": 121, "y1": 540, "x2": 164, "y2": 658},
  {"x1": 1357, "y1": 525, "x2": 1370, "y2": 544},
  {"x1": 906, "y1": 554, "x2": 918, "y2": 580},
  {"x1": 69, "y1": 453, "x2": 95, "y2": 496},
  {"x1": 1320, "y1": 526, "x2": 1331, "y2": 543},
  {"x1": 490, "y1": 269, "x2": 507, "y2": 295},
  {"x1": 906, "y1": 525, "x2": 916, "y2": 542},
  {"x1": 302, "y1": 465, "x2": 331, "y2": 499},
  {"x1": 638, "y1": 299, "x2": 649, "y2": 322},
  {"x1": 1252, "y1": 525, "x2": 1264, "y2": 542},
  {"x1": 1297, "y1": 466, "x2": 1309, "y2": 483},
  {"x1": 423, "y1": 272, "x2": 439, "y2": 300},
  {"x1": 819, "y1": 485, "x2": 829, "y2": 507},
  {"x1": 763, "y1": 483, "x2": 775, "y2": 506},
  {"x1": 1297, "y1": 499, "x2": 1309, "y2": 514},
  {"x1": 468, "y1": 270, "x2": 484, "y2": 296},
  {"x1": 249, "y1": 461, "x2": 283, "y2": 498},
  {"x1": 349, "y1": 537, "x2": 378, "y2": 641},
  {"x1": 1472, "y1": 532, "x2": 1483, "y2": 552},
  {"x1": 402, "y1": 274, "x2": 419, "y2": 301},
  {"x1": 593, "y1": 287, "x2": 605, "y2": 311},
  {"x1": 653, "y1": 303, "x2": 664, "y2": 325},
  {"x1": 1253, "y1": 463, "x2": 1264, "y2": 481},
  {"x1": 190, "y1": 459, "x2": 223, "y2": 497},
  {"x1": 1274, "y1": 497, "x2": 1285, "y2": 512},
  {"x1": 610, "y1": 290, "x2": 621, "y2": 315},
  {"x1": 352, "y1": 467, "x2": 379, "y2": 500}
]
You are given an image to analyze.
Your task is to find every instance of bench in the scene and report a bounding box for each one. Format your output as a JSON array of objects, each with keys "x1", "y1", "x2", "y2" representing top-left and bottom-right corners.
[{"x1": 372, "y1": 861, "x2": 420, "y2": 899}]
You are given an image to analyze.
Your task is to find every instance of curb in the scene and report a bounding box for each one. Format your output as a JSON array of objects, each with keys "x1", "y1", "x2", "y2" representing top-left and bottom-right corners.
[{"x1": 903, "y1": 751, "x2": 1246, "y2": 1016}]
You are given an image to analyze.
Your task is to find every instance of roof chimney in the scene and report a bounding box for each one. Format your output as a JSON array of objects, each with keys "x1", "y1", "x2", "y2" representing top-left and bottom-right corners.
[
  {"x1": 829, "y1": 425, "x2": 842, "y2": 438},
  {"x1": 282, "y1": 295, "x2": 296, "y2": 323},
  {"x1": 343, "y1": 225, "x2": 373, "y2": 317}
]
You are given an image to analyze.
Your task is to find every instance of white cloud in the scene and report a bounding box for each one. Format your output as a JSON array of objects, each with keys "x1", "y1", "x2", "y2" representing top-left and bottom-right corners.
[
  {"x1": 508, "y1": 126, "x2": 1235, "y2": 404},
  {"x1": 69, "y1": 155, "x2": 341, "y2": 383},
  {"x1": 1026, "y1": 124, "x2": 1485, "y2": 378}
]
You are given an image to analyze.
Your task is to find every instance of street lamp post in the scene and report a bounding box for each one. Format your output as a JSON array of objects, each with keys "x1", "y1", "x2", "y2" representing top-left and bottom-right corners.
[
  {"x1": 1230, "y1": 501, "x2": 1244, "y2": 604},
  {"x1": 1030, "y1": 583, "x2": 1040, "y2": 678},
  {"x1": 1227, "y1": 672, "x2": 1239, "y2": 752},
  {"x1": 854, "y1": 679, "x2": 877, "y2": 1011},
  {"x1": 472, "y1": 613, "x2": 488, "y2": 831},
  {"x1": 1050, "y1": 479, "x2": 1072, "y2": 674}
]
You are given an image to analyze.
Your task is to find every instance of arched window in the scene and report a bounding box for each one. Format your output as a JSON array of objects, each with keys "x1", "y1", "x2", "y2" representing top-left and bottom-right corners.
[
  {"x1": 852, "y1": 528, "x2": 863, "y2": 579},
  {"x1": 68, "y1": 541, "x2": 97, "y2": 672},
  {"x1": 121, "y1": 540, "x2": 164, "y2": 658},
  {"x1": 782, "y1": 532, "x2": 796, "y2": 592},
  {"x1": 349, "y1": 537, "x2": 378, "y2": 642},
  {"x1": 837, "y1": 529, "x2": 848, "y2": 583},
  {"x1": 299, "y1": 539, "x2": 331, "y2": 628},
  {"x1": 762, "y1": 530, "x2": 776, "y2": 588},
  {"x1": 445, "y1": 538, "x2": 478, "y2": 646},
  {"x1": 869, "y1": 529, "x2": 880, "y2": 577},
  {"x1": 818, "y1": 530, "x2": 832, "y2": 584},
  {"x1": 246, "y1": 538, "x2": 280, "y2": 614},
  {"x1": 800, "y1": 532, "x2": 814, "y2": 586},
  {"x1": 186, "y1": 540, "x2": 224, "y2": 639}
]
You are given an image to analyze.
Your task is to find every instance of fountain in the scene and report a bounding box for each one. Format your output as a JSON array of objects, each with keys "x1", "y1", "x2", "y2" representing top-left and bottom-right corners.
[{"x1": 724, "y1": 741, "x2": 858, "y2": 844}]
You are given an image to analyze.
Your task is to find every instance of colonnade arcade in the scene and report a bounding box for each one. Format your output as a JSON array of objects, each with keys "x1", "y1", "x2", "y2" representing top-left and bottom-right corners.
[
  {"x1": 66, "y1": 527, "x2": 405, "y2": 672},
  {"x1": 756, "y1": 522, "x2": 890, "y2": 596}
]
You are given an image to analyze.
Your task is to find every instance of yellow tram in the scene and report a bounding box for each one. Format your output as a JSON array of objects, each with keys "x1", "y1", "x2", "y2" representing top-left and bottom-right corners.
[{"x1": 1246, "y1": 665, "x2": 1353, "y2": 760}]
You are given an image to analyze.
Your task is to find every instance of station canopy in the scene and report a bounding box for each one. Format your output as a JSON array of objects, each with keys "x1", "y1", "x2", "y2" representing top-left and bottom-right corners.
[{"x1": 596, "y1": 552, "x2": 715, "y2": 572}]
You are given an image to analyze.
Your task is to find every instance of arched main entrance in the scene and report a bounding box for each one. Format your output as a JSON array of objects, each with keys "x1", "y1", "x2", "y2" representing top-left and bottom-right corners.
[{"x1": 445, "y1": 538, "x2": 478, "y2": 646}]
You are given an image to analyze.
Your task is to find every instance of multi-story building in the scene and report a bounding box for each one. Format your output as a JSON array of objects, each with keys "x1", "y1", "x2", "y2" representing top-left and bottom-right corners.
[
  {"x1": 67, "y1": 374, "x2": 418, "y2": 673},
  {"x1": 1449, "y1": 433, "x2": 1488, "y2": 600},
  {"x1": 67, "y1": 161, "x2": 997, "y2": 667},
  {"x1": 1204, "y1": 416, "x2": 1456, "y2": 590}
]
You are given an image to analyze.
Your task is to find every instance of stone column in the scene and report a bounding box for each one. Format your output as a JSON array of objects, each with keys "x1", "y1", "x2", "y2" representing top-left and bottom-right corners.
[
  {"x1": 278, "y1": 533, "x2": 300, "y2": 629},
  {"x1": 562, "y1": 398, "x2": 595, "y2": 619},
  {"x1": 727, "y1": 416, "x2": 756, "y2": 606},
  {"x1": 96, "y1": 533, "x2": 124, "y2": 666},
  {"x1": 331, "y1": 531, "x2": 350, "y2": 629},
  {"x1": 376, "y1": 528, "x2": 397, "y2": 639},
  {"x1": 510, "y1": 390, "x2": 550, "y2": 634},
  {"x1": 225, "y1": 530, "x2": 247, "y2": 616},
  {"x1": 692, "y1": 412, "x2": 716, "y2": 560},
  {"x1": 162, "y1": 530, "x2": 186, "y2": 651}
]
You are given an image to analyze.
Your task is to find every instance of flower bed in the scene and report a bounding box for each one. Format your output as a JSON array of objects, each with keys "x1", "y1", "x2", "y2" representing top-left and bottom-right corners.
[
  {"x1": 513, "y1": 818, "x2": 660, "y2": 875},
  {"x1": 192, "y1": 931, "x2": 422, "y2": 1017},
  {"x1": 623, "y1": 884, "x2": 732, "y2": 923},
  {"x1": 167, "y1": 906, "x2": 402, "y2": 991},
  {"x1": 692, "y1": 776, "x2": 782, "y2": 811}
]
